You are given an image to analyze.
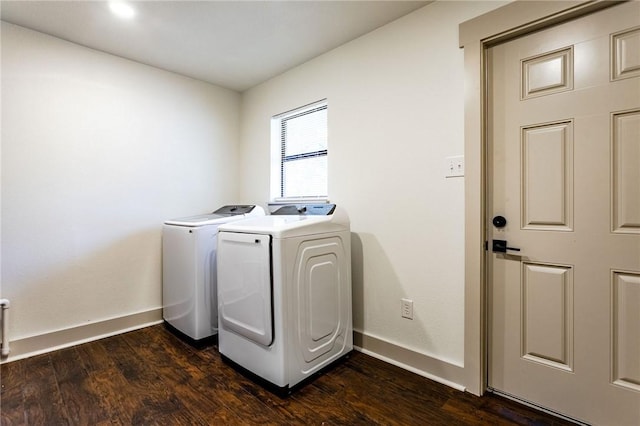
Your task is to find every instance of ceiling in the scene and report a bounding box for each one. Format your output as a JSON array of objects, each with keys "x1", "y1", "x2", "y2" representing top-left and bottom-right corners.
[{"x1": 1, "y1": 1, "x2": 430, "y2": 92}]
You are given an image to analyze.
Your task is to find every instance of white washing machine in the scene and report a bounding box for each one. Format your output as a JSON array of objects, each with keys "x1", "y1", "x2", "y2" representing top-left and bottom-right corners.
[
  {"x1": 162, "y1": 205, "x2": 265, "y2": 343},
  {"x1": 216, "y1": 203, "x2": 352, "y2": 392}
]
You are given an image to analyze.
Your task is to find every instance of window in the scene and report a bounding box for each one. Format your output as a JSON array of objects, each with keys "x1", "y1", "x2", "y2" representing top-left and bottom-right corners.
[{"x1": 271, "y1": 100, "x2": 328, "y2": 200}]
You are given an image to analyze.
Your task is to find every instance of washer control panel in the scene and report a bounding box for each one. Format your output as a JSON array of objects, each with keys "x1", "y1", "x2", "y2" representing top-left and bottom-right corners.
[{"x1": 213, "y1": 205, "x2": 257, "y2": 216}]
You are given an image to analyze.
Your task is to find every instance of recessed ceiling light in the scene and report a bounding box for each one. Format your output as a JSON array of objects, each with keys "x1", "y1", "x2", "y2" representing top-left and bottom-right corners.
[{"x1": 109, "y1": 2, "x2": 136, "y2": 20}]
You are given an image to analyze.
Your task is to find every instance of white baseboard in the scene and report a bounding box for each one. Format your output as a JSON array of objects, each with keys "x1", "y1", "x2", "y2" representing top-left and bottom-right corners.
[
  {"x1": 353, "y1": 330, "x2": 466, "y2": 392},
  {"x1": 1, "y1": 313, "x2": 467, "y2": 394},
  {"x1": 0, "y1": 308, "x2": 163, "y2": 364}
]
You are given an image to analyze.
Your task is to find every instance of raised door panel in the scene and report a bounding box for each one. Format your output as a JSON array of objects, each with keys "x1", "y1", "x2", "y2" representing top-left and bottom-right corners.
[
  {"x1": 521, "y1": 262, "x2": 573, "y2": 371},
  {"x1": 521, "y1": 121, "x2": 574, "y2": 230},
  {"x1": 611, "y1": 26, "x2": 640, "y2": 81},
  {"x1": 522, "y1": 47, "x2": 573, "y2": 99},
  {"x1": 612, "y1": 271, "x2": 640, "y2": 392},
  {"x1": 612, "y1": 109, "x2": 640, "y2": 233}
]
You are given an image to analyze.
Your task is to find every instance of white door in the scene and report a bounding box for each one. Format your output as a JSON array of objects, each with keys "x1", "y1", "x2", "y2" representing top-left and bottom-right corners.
[{"x1": 488, "y1": 2, "x2": 640, "y2": 425}]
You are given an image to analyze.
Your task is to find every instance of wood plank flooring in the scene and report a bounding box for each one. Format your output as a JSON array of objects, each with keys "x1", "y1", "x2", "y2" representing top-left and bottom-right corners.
[{"x1": 1, "y1": 324, "x2": 574, "y2": 425}]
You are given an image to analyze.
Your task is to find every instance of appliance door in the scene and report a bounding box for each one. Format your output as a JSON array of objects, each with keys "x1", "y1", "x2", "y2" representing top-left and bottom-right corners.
[{"x1": 218, "y1": 232, "x2": 273, "y2": 346}]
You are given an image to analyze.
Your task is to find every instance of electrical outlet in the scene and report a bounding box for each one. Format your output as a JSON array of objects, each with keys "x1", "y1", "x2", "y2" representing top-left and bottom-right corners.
[
  {"x1": 445, "y1": 155, "x2": 464, "y2": 178},
  {"x1": 401, "y1": 298, "x2": 413, "y2": 320}
]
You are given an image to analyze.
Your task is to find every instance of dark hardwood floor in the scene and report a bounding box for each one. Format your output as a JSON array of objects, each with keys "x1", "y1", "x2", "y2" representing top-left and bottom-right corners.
[{"x1": 1, "y1": 324, "x2": 573, "y2": 425}]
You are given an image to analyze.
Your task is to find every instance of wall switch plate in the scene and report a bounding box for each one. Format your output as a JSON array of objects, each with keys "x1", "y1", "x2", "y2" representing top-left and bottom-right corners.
[
  {"x1": 445, "y1": 155, "x2": 464, "y2": 178},
  {"x1": 401, "y1": 298, "x2": 413, "y2": 320}
]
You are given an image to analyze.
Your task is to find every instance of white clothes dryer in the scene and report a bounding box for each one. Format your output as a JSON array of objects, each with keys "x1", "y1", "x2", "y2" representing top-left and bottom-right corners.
[
  {"x1": 216, "y1": 204, "x2": 352, "y2": 392},
  {"x1": 162, "y1": 205, "x2": 264, "y2": 343}
]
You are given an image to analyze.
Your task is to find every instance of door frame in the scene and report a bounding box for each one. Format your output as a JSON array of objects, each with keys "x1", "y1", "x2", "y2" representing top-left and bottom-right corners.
[{"x1": 460, "y1": 0, "x2": 622, "y2": 396}]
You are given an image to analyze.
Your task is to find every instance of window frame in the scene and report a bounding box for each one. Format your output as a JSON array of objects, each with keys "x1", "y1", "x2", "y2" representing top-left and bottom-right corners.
[{"x1": 270, "y1": 100, "x2": 328, "y2": 202}]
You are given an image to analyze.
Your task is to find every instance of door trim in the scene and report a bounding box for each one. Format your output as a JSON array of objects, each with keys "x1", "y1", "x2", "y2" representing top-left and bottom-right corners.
[{"x1": 459, "y1": 0, "x2": 623, "y2": 396}]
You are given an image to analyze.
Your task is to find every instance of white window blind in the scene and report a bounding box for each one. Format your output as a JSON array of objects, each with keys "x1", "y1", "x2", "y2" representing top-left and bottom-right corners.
[{"x1": 278, "y1": 102, "x2": 328, "y2": 199}]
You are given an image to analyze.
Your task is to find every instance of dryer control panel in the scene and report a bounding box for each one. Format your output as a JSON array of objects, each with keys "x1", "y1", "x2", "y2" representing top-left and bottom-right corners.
[{"x1": 271, "y1": 203, "x2": 336, "y2": 216}]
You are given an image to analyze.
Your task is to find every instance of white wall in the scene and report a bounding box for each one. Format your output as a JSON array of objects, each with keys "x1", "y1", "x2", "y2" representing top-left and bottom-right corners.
[
  {"x1": 1, "y1": 22, "x2": 240, "y2": 352},
  {"x1": 0, "y1": 1, "x2": 509, "y2": 383},
  {"x1": 239, "y1": 1, "x2": 506, "y2": 375}
]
